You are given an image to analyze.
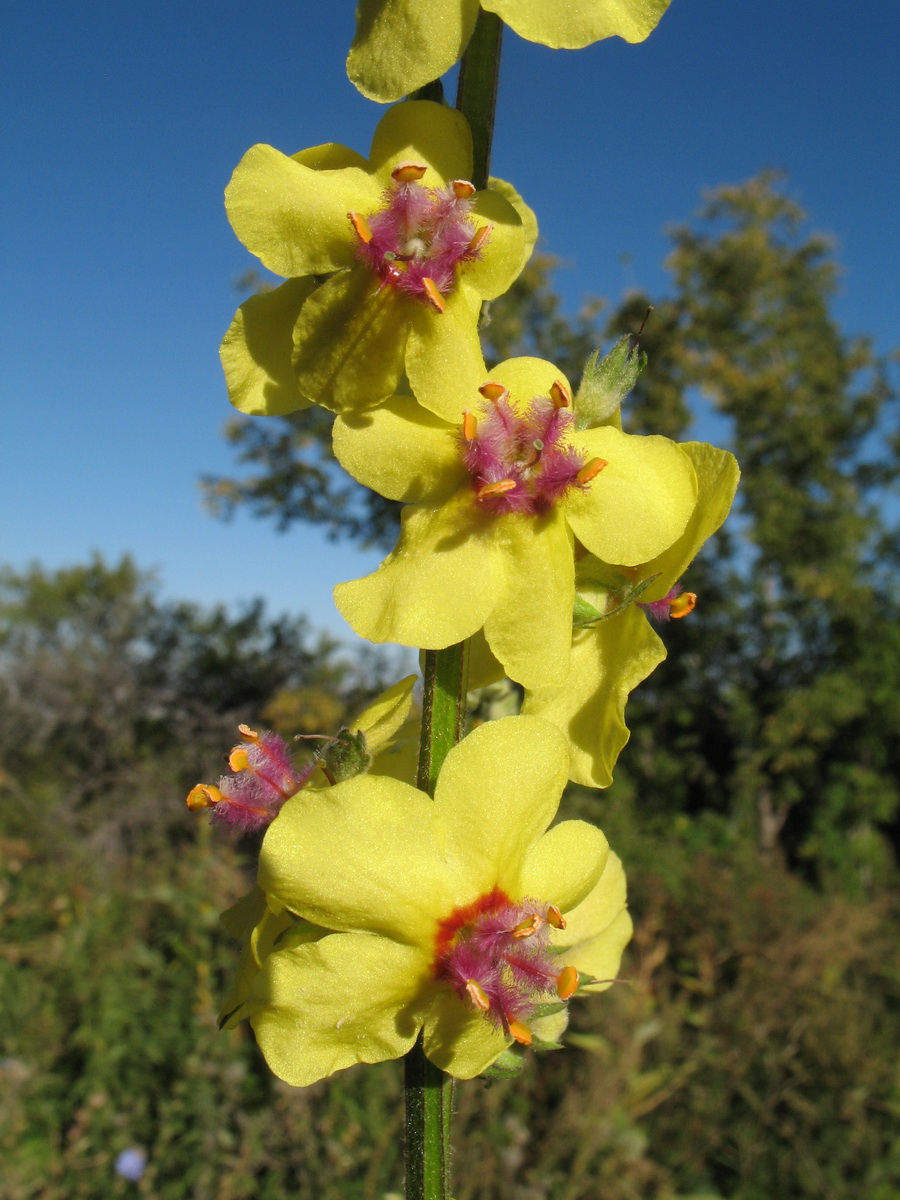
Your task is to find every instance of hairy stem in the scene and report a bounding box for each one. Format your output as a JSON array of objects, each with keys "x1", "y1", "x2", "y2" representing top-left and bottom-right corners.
[{"x1": 456, "y1": 10, "x2": 504, "y2": 191}]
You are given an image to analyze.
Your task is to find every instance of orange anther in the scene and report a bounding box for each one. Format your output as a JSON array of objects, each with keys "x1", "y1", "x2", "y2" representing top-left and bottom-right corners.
[
  {"x1": 462, "y1": 411, "x2": 478, "y2": 440},
  {"x1": 576, "y1": 457, "x2": 608, "y2": 485},
  {"x1": 466, "y1": 979, "x2": 491, "y2": 1012},
  {"x1": 452, "y1": 179, "x2": 476, "y2": 199},
  {"x1": 508, "y1": 1021, "x2": 533, "y2": 1046},
  {"x1": 546, "y1": 905, "x2": 566, "y2": 930},
  {"x1": 228, "y1": 747, "x2": 251, "y2": 772},
  {"x1": 421, "y1": 277, "x2": 446, "y2": 313},
  {"x1": 347, "y1": 211, "x2": 373, "y2": 244},
  {"x1": 186, "y1": 784, "x2": 222, "y2": 811},
  {"x1": 468, "y1": 224, "x2": 491, "y2": 253},
  {"x1": 478, "y1": 381, "x2": 509, "y2": 403},
  {"x1": 556, "y1": 965, "x2": 579, "y2": 1000},
  {"x1": 477, "y1": 479, "x2": 517, "y2": 500},
  {"x1": 549, "y1": 379, "x2": 570, "y2": 408},
  {"x1": 512, "y1": 913, "x2": 543, "y2": 939},
  {"x1": 391, "y1": 161, "x2": 428, "y2": 183},
  {"x1": 237, "y1": 724, "x2": 260, "y2": 742},
  {"x1": 669, "y1": 591, "x2": 697, "y2": 619}
]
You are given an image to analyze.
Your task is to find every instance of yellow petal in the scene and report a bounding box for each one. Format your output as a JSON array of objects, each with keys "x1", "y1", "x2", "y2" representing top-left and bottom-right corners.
[
  {"x1": 520, "y1": 820, "x2": 610, "y2": 913},
  {"x1": 351, "y1": 673, "x2": 418, "y2": 754},
  {"x1": 292, "y1": 268, "x2": 409, "y2": 412},
  {"x1": 348, "y1": 0, "x2": 480, "y2": 104},
  {"x1": 566, "y1": 427, "x2": 697, "y2": 565},
  {"x1": 334, "y1": 490, "x2": 502, "y2": 649},
  {"x1": 259, "y1": 774, "x2": 456, "y2": 945},
  {"x1": 462, "y1": 184, "x2": 531, "y2": 301},
  {"x1": 225, "y1": 144, "x2": 378, "y2": 277},
  {"x1": 405, "y1": 286, "x2": 488, "y2": 422},
  {"x1": 422, "y1": 986, "x2": 510, "y2": 1078},
  {"x1": 524, "y1": 606, "x2": 665, "y2": 788},
  {"x1": 334, "y1": 394, "x2": 465, "y2": 502},
  {"x1": 368, "y1": 99, "x2": 473, "y2": 188},
  {"x1": 637, "y1": 442, "x2": 740, "y2": 601},
  {"x1": 482, "y1": 511, "x2": 574, "y2": 689},
  {"x1": 248, "y1": 933, "x2": 431, "y2": 1086},
  {"x1": 483, "y1": 0, "x2": 671, "y2": 47},
  {"x1": 551, "y1": 853, "x2": 633, "y2": 992},
  {"x1": 434, "y1": 716, "x2": 570, "y2": 900},
  {"x1": 490, "y1": 356, "x2": 572, "y2": 414},
  {"x1": 488, "y1": 175, "x2": 539, "y2": 263},
  {"x1": 220, "y1": 278, "x2": 315, "y2": 416}
]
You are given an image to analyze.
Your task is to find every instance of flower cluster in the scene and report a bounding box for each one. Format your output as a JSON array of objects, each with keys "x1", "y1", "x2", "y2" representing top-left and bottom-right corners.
[{"x1": 198, "y1": 0, "x2": 738, "y2": 1092}]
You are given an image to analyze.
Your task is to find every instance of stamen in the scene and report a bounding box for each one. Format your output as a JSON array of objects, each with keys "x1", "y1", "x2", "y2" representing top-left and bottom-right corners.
[
  {"x1": 468, "y1": 224, "x2": 492, "y2": 253},
  {"x1": 347, "y1": 211, "x2": 373, "y2": 244},
  {"x1": 228, "y1": 747, "x2": 250, "y2": 772},
  {"x1": 466, "y1": 979, "x2": 491, "y2": 1012},
  {"x1": 512, "y1": 913, "x2": 543, "y2": 939},
  {"x1": 391, "y1": 161, "x2": 428, "y2": 183},
  {"x1": 186, "y1": 784, "x2": 222, "y2": 811},
  {"x1": 478, "y1": 381, "x2": 509, "y2": 403},
  {"x1": 462, "y1": 411, "x2": 478, "y2": 440},
  {"x1": 669, "y1": 591, "x2": 697, "y2": 618},
  {"x1": 451, "y1": 179, "x2": 477, "y2": 198},
  {"x1": 508, "y1": 1021, "x2": 533, "y2": 1046},
  {"x1": 556, "y1": 965, "x2": 579, "y2": 1000},
  {"x1": 237, "y1": 724, "x2": 260, "y2": 742},
  {"x1": 549, "y1": 379, "x2": 570, "y2": 408},
  {"x1": 576, "y1": 457, "x2": 608, "y2": 485},
  {"x1": 421, "y1": 277, "x2": 447, "y2": 313},
  {"x1": 546, "y1": 905, "x2": 566, "y2": 930},
  {"x1": 477, "y1": 479, "x2": 518, "y2": 500}
]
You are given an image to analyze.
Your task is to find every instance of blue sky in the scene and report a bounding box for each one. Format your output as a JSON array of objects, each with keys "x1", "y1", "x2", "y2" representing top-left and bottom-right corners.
[{"x1": 3, "y1": 1, "x2": 898, "y2": 637}]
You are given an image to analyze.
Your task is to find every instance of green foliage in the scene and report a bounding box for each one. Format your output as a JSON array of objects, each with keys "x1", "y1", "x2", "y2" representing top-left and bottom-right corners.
[{"x1": 4, "y1": 802, "x2": 899, "y2": 1199}]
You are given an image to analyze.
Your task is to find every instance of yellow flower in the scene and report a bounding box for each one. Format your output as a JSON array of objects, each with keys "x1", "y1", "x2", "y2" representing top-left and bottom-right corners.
[
  {"x1": 524, "y1": 443, "x2": 740, "y2": 786},
  {"x1": 239, "y1": 716, "x2": 631, "y2": 1084},
  {"x1": 349, "y1": 0, "x2": 672, "y2": 102},
  {"x1": 221, "y1": 101, "x2": 534, "y2": 417},
  {"x1": 333, "y1": 356, "x2": 697, "y2": 689}
]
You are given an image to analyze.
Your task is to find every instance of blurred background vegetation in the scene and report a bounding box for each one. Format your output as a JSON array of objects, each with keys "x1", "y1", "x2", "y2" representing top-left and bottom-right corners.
[{"x1": 3, "y1": 175, "x2": 899, "y2": 1198}]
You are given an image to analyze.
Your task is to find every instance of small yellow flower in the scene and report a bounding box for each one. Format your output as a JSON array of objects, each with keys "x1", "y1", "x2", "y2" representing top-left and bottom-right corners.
[
  {"x1": 349, "y1": 0, "x2": 672, "y2": 102},
  {"x1": 524, "y1": 443, "x2": 740, "y2": 786},
  {"x1": 333, "y1": 356, "x2": 697, "y2": 689},
  {"x1": 221, "y1": 101, "x2": 534, "y2": 417},
  {"x1": 237, "y1": 716, "x2": 631, "y2": 1084}
]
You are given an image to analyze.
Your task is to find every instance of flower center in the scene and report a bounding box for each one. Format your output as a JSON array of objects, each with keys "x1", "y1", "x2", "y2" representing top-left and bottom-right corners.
[
  {"x1": 348, "y1": 164, "x2": 490, "y2": 313},
  {"x1": 434, "y1": 887, "x2": 577, "y2": 1045},
  {"x1": 460, "y1": 380, "x2": 607, "y2": 517}
]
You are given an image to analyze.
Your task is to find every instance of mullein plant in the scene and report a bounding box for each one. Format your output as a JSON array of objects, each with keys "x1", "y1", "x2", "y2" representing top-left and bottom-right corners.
[{"x1": 191, "y1": 4, "x2": 739, "y2": 1196}]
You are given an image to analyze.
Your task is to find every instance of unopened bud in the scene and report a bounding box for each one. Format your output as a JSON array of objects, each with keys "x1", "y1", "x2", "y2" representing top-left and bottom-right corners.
[{"x1": 574, "y1": 336, "x2": 648, "y2": 431}]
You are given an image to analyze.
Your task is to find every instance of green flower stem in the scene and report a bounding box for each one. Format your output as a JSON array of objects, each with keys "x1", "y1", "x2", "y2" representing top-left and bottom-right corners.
[
  {"x1": 405, "y1": 20, "x2": 503, "y2": 1196},
  {"x1": 455, "y1": 9, "x2": 504, "y2": 191},
  {"x1": 404, "y1": 643, "x2": 470, "y2": 1200}
]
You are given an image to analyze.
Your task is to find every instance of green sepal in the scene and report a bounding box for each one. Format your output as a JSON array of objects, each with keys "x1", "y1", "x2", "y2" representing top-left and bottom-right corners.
[
  {"x1": 481, "y1": 1047, "x2": 526, "y2": 1080},
  {"x1": 574, "y1": 336, "x2": 648, "y2": 431},
  {"x1": 529, "y1": 1000, "x2": 568, "y2": 1019},
  {"x1": 322, "y1": 726, "x2": 371, "y2": 782},
  {"x1": 572, "y1": 573, "x2": 661, "y2": 627},
  {"x1": 531, "y1": 1037, "x2": 565, "y2": 1053}
]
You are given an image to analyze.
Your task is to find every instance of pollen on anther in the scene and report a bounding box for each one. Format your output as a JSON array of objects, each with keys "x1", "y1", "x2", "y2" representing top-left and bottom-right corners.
[
  {"x1": 670, "y1": 591, "x2": 697, "y2": 619},
  {"x1": 576, "y1": 457, "x2": 608, "y2": 485},
  {"x1": 237, "y1": 724, "x2": 260, "y2": 742},
  {"x1": 452, "y1": 179, "x2": 476, "y2": 199},
  {"x1": 421, "y1": 277, "x2": 447, "y2": 313},
  {"x1": 466, "y1": 979, "x2": 491, "y2": 1012},
  {"x1": 463, "y1": 411, "x2": 478, "y2": 440},
  {"x1": 348, "y1": 211, "x2": 373, "y2": 244},
  {"x1": 549, "y1": 380, "x2": 571, "y2": 408},
  {"x1": 228, "y1": 747, "x2": 250, "y2": 772},
  {"x1": 391, "y1": 161, "x2": 428, "y2": 183},
  {"x1": 186, "y1": 784, "x2": 222, "y2": 811},
  {"x1": 546, "y1": 905, "x2": 566, "y2": 930},
  {"x1": 477, "y1": 479, "x2": 518, "y2": 500},
  {"x1": 512, "y1": 912, "x2": 544, "y2": 939},
  {"x1": 556, "y1": 965, "x2": 579, "y2": 1000},
  {"x1": 478, "y1": 381, "x2": 509, "y2": 404},
  {"x1": 468, "y1": 224, "x2": 491, "y2": 253},
  {"x1": 509, "y1": 1020, "x2": 533, "y2": 1046}
]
